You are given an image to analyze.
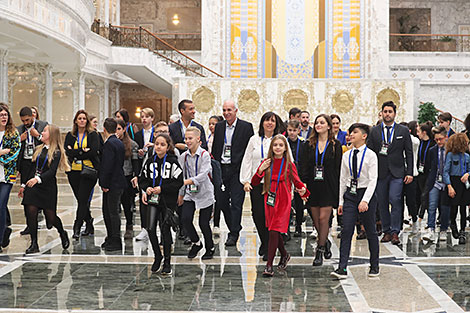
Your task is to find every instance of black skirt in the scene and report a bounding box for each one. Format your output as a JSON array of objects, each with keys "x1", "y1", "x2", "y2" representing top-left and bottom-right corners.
[
  {"x1": 449, "y1": 176, "x2": 470, "y2": 206},
  {"x1": 22, "y1": 178, "x2": 58, "y2": 211},
  {"x1": 306, "y1": 180, "x2": 337, "y2": 207}
]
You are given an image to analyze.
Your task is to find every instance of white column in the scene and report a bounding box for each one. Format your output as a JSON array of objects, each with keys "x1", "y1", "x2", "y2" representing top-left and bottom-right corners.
[
  {"x1": 115, "y1": 83, "x2": 120, "y2": 112},
  {"x1": 116, "y1": 0, "x2": 120, "y2": 25},
  {"x1": 45, "y1": 64, "x2": 53, "y2": 123},
  {"x1": 367, "y1": 0, "x2": 390, "y2": 79},
  {"x1": 78, "y1": 73, "x2": 85, "y2": 110},
  {"x1": 104, "y1": 0, "x2": 110, "y2": 25},
  {"x1": 0, "y1": 50, "x2": 8, "y2": 104},
  {"x1": 103, "y1": 79, "x2": 109, "y2": 120}
]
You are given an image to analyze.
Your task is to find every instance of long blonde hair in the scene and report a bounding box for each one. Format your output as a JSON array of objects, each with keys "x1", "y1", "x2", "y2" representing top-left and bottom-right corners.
[
  {"x1": 262, "y1": 134, "x2": 294, "y2": 194},
  {"x1": 32, "y1": 124, "x2": 70, "y2": 172}
]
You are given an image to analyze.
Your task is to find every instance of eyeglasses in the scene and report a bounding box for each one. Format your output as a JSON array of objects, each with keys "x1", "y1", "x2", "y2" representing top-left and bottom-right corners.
[{"x1": 0, "y1": 113, "x2": 8, "y2": 118}]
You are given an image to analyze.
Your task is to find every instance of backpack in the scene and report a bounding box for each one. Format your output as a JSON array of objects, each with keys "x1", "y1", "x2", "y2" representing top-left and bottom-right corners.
[{"x1": 184, "y1": 150, "x2": 223, "y2": 190}]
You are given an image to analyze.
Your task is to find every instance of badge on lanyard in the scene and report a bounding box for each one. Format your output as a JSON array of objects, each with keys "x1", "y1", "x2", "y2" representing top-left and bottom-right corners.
[
  {"x1": 418, "y1": 163, "x2": 425, "y2": 174},
  {"x1": 314, "y1": 141, "x2": 328, "y2": 181},
  {"x1": 349, "y1": 147, "x2": 367, "y2": 195},
  {"x1": 350, "y1": 179, "x2": 358, "y2": 195},
  {"x1": 185, "y1": 153, "x2": 200, "y2": 193},
  {"x1": 379, "y1": 142, "x2": 389, "y2": 156},
  {"x1": 223, "y1": 145, "x2": 231, "y2": 158},
  {"x1": 437, "y1": 174, "x2": 443, "y2": 183},
  {"x1": 189, "y1": 184, "x2": 200, "y2": 193},
  {"x1": 266, "y1": 158, "x2": 284, "y2": 207},
  {"x1": 26, "y1": 144, "x2": 34, "y2": 157},
  {"x1": 380, "y1": 123, "x2": 395, "y2": 156},
  {"x1": 148, "y1": 194, "x2": 160, "y2": 205},
  {"x1": 418, "y1": 140, "x2": 430, "y2": 174},
  {"x1": 36, "y1": 152, "x2": 48, "y2": 176},
  {"x1": 149, "y1": 154, "x2": 167, "y2": 205}
]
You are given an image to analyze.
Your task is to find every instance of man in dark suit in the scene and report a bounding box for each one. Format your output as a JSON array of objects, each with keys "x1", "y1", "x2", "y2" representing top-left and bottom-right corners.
[
  {"x1": 99, "y1": 118, "x2": 127, "y2": 251},
  {"x1": 299, "y1": 110, "x2": 313, "y2": 140},
  {"x1": 169, "y1": 99, "x2": 208, "y2": 153},
  {"x1": 212, "y1": 100, "x2": 254, "y2": 246},
  {"x1": 367, "y1": 101, "x2": 413, "y2": 245},
  {"x1": 17, "y1": 106, "x2": 48, "y2": 235}
]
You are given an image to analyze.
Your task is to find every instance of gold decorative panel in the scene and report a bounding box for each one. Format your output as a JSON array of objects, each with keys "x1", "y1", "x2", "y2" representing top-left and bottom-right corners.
[
  {"x1": 192, "y1": 86, "x2": 215, "y2": 113},
  {"x1": 238, "y1": 89, "x2": 260, "y2": 113},
  {"x1": 377, "y1": 88, "x2": 400, "y2": 110},
  {"x1": 283, "y1": 89, "x2": 308, "y2": 111},
  {"x1": 332, "y1": 90, "x2": 354, "y2": 114}
]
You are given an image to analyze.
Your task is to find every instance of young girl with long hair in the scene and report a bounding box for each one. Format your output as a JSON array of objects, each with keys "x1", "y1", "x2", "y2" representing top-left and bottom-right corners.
[
  {"x1": 116, "y1": 119, "x2": 139, "y2": 239},
  {"x1": 140, "y1": 133, "x2": 183, "y2": 274},
  {"x1": 444, "y1": 133, "x2": 470, "y2": 244},
  {"x1": 300, "y1": 114, "x2": 342, "y2": 266},
  {"x1": 22, "y1": 124, "x2": 71, "y2": 253},
  {"x1": 0, "y1": 103, "x2": 21, "y2": 253},
  {"x1": 252, "y1": 134, "x2": 309, "y2": 277}
]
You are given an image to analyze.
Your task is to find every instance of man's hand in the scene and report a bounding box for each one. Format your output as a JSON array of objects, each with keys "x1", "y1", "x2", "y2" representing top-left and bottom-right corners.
[
  {"x1": 20, "y1": 132, "x2": 27, "y2": 142},
  {"x1": 338, "y1": 205, "x2": 343, "y2": 216},
  {"x1": 448, "y1": 185, "x2": 456, "y2": 198},
  {"x1": 30, "y1": 128, "x2": 40, "y2": 138},
  {"x1": 177, "y1": 195, "x2": 184, "y2": 206},
  {"x1": 404, "y1": 175, "x2": 413, "y2": 184},
  {"x1": 101, "y1": 187, "x2": 109, "y2": 193},
  {"x1": 142, "y1": 193, "x2": 148, "y2": 205},
  {"x1": 131, "y1": 177, "x2": 138, "y2": 188},
  {"x1": 358, "y1": 201, "x2": 369, "y2": 213},
  {"x1": 184, "y1": 179, "x2": 194, "y2": 186},
  {"x1": 243, "y1": 182, "x2": 252, "y2": 192},
  {"x1": 461, "y1": 173, "x2": 469, "y2": 183}
]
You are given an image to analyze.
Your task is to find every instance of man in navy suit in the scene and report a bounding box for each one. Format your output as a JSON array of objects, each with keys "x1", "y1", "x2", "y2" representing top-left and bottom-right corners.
[
  {"x1": 299, "y1": 110, "x2": 313, "y2": 140},
  {"x1": 99, "y1": 118, "x2": 127, "y2": 251},
  {"x1": 367, "y1": 101, "x2": 413, "y2": 245},
  {"x1": 169, "y1": 99, "x2": 208, "y2": 153},
  {"x1": 212, "y1": 100, "x2": 254, "y2": 246}
]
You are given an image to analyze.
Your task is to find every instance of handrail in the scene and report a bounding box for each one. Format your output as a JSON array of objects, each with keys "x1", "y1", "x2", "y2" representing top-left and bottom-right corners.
[
  {"x1": 435, "y1": 107, "x2": 465, "y2": 124},
  {"x1": 155, "y1": 32, "x2": 201, "y2": 36},
  {"x1": 391, "y1": 33, "x2": 470, "y2": 37}
]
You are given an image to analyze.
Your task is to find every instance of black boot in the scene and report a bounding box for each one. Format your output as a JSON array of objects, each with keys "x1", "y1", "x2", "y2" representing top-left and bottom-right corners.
[
  {"x1": 81, "y1": 218, "x2": 94, "y2": 236},
  {"x1": 459, "y1": 231, "x2": 466, "y2": 245},
  {"x1": 26, "y1": 239, "x2": 39, "y2": 254},
  {"x1": 161, "y1": 257, "x2": 172, "y2": 275},
  {"x1": 313, "y1": 246, "x2": 324, "y2": 266},
  {"x1": 324, "y1": 239, "x2": 332, "y2": 259},
  {"x1": 72, "y1": 221, "x2": 81, "y2": 239},
  {"x1": 151, "y1": 252, "x2": 163, "y2": 273},
  {"x1": 60, "y1": 230, "x2": 70, "y2": 250},
  {"x1": 451, "y1": 225, "x2": 459, "y2": 239}
]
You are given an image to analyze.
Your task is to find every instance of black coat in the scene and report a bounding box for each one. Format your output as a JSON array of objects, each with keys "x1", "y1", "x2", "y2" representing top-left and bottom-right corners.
[
  {"x1": 64, "y1": 131, "x2": 101, "y2": 170},
  {"x1": 99, "y1": 135, "x2": 127, "y2": 190},
  {"x1": 212, "y1": 119, "x2": 254, "y2": 168},
  {"x1": 426, "y1": 145, "x2": 444, "y2": 192},
  {"x1": 169, "y1": 120, "x2": 208, "y2": 152},
  {"x1": 367, "y1": 123, "x2": 413, "y2": 179},
  {"x1": 17, "y1": 119, "x2": 48, "y2": 172}
]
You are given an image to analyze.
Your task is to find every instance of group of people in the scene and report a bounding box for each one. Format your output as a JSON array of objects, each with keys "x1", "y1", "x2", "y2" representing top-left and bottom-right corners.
[{"x1": 0, "y1": 98, "x2": 468, "y2": 280}]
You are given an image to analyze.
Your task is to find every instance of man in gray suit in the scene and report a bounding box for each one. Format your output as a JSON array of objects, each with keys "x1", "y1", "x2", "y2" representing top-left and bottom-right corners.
[{"x1": 17, "y1": 106, "x2": 48, "y2": 235}]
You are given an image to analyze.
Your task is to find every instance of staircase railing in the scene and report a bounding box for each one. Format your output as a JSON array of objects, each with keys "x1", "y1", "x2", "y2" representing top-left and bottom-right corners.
[
  {"x1": 436, "y1": 107, "x2": 466, "y2": 133},
  {"x1": 93, "y1": 21, "x2": 222, "y2": 78}
]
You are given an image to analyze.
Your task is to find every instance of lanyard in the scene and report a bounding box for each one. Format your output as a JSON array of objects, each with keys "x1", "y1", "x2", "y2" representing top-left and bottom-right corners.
[
  {"x1": 126, "y1": 123, "x2": 135, "y2": 140},
  {"x1": 27, "y1": 121, "x2": 36, "y2": 144},
  {"x1": 261, "y1": 136, "x2": 265, "y2": 159},
  {"x1": 0, "y1": 133, "x2": 4, "y2": 149},
  {"x1": 460, "y1": 154, "x2": 467, "y2": 176},
  {"x1": 315, "y1": 140, "x2": 329, "y2": 166},
  {"x1": 381, "y1": 123, "x2": 395, "y2": 144},
  {"x1": 180, "y1": 120, "x2": 192, "y2": 139},
  {"x1": 143, "y1": 126, "x2": 154, "y2": 144},
  {"x1": 448, "y1": 129, "x2": 452, "y2": 137},
  {"x1": 419, "y1": 140, "x2": 430, "y2": 163},
  {"x1": 295, "y1": 139, "x2": 300, "y2": 164},
  {"x1": 152, "y1": 153, "x2": 167, "y2": 187},
  {"x1": 36, "y1": 151, "x2": 48, "y2": 172},
  {"x1": 348, "y1": 147, "x2": 367, "y2": 179},
  {"x1": 438, "y1": 147, "x2": 444, "y2": 173},
  {"x1": 185, "y1": 154, "x2": 199, "y2": 178},
  {"x1": 269, "y1": 158, "x2": 285, "y2": 193},
  {"x1": 77, "y1": 131, "x2": 86, "y2": 149}
]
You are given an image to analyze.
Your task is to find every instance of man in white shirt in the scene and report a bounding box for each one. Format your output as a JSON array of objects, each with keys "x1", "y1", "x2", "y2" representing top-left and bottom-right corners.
[{"x1": 331, "y1": 123, "x2": 380, "y2": 279}]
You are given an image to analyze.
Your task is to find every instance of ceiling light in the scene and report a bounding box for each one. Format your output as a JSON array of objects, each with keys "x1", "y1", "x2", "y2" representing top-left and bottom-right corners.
[{"x1": 172, "y1": 14, "x2": 180, "y2": 26}]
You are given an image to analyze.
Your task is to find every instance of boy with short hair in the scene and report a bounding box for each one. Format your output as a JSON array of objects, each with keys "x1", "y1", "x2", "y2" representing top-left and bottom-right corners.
[
  {"x1": 178, "y1": 127, "x2": 215, "y2": 259},
  {"x1": 438, "y1": 112, "x2": 455, "y2": 138},
  {"x1": 331, "y1": 123, "x2": 379, "y2": 279}
]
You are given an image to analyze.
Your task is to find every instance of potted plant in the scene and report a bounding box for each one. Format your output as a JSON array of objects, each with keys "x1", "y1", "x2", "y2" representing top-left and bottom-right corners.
[
  {"x1": 418, "y1": 102, "x2": 438, "y2": 125},
  {"x1": 433, "y1": 36, "x2": 457, "y2": 52}
]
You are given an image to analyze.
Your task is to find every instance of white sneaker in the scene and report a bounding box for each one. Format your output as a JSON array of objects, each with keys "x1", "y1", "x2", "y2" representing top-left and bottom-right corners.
[
  {"x1": 213, "y1": 226, "x2": 220, "y2": 235},
  {"x1": 135, "y1": 228, "x2": 148, "y2": 241},
  {"x1": 411, "y1": 221, "x2": 419, "y2": 234},
  {"x1": 439, "y1": 231, "x2": 447, "y2": 241},
  {"x1": 422, "y1": 229, "x2": 435, "y2": 242}
]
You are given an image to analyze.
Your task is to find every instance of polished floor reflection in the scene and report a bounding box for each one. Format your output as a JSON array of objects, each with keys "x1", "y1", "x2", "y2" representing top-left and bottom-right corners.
[{"x1": 1, "y1": 183, "x2": 470, "y2": 312}]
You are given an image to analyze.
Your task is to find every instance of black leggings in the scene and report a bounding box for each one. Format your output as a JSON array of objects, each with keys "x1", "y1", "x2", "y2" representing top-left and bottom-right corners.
[
  {"x1": 67, "y1": 171, "x2": 96, "y2": 224},
  {"x1": 120, "y1": 176, "x2": 135, "y2": 226},
  {"x1": 148, "y1": 205, "x2": 171, "y2": 259},
  {"x1": 182, "y1": 201, "x2": 213, "y2": 249},
  {"x1": 451, "y1": 205, "x2": 467, "y2": 232},
  {"x1": 25, "y1": 205, "x2": 65, "y2": 241}
]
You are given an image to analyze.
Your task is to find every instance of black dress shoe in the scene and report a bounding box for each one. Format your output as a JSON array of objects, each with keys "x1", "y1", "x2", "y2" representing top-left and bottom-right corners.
[
  {"x1": 262, "y1": 254, "x2": 268, "y2": 261},
  {"x1": 101, "y1": 237, "x2": 109, "y2": 248},
  {"x1": 81, "y1": 218, "x2": 94, "y2": 236},
  {"x1": 2, "y1": 227, "x2": 12, "y2": 248},
  {"x1": 20, "y1": 226, "x2": 30, "y2": 236},
  {"x1": 356, "y1": 230, "x2": 367, "y2": 240},
  {"x1": 26, "y1": 240, "x2": 39, "y2": 254},
  {"x1": 202, "y1": 247, "x2": 215, "y2": 260},
  {"x1": 60, "y1": 231, "x2": 70, "y2": 250},
  {"x1": 188, "y1": 243, "x2": 203, "y2": 258},
  {"x1": 151, "y1": 254, "x2": 163, "y2": 272},
  {"x1": 105, "y1": 243, "x2": 122, "y2": 252},
  {"x1": 72, "y1": 221, "x2": 81, "y2": 240},
  {"x1": 258, "y1": 243, "x2": 265, "y2": 256},
  {"x1": 225, "y1": 237, "x2": 237, "y2": 246},
  {"x1": 451, "y1": 225, "x2": 459, "y2": 239},
  {"x1": 324, "y1": 239, "x2": 332, "y2": 259},
  {"x1": 161, "y1": 259, "x2": 172, "y2": 275}
]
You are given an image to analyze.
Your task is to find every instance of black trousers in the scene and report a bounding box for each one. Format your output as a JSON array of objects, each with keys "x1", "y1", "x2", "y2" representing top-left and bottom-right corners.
[
  {"x1": 339, "y1": 189, "x2": 379, "y2": 269},
  {"x1": 148, "y1": 205, "x2": 171, "y2": 259},
  {"x1": 220, "y1": 164, "x2": 245, "y2": 240},
  {"x1": 293, "y1": 193, "x2": 304, "y2": 228},
  {"x1": 213, "y1": 186, "x2": 223, "y2": 228},
  {"x1": 401, "y1": 178, "x2": 418, "y2": 227},
  {"x1": 182, "y1": 201, "x2": 214, "y2": 249},
  {"x1": 250, "y1": 184, "x2": 268, "y2": 255},
  {"x1": 139, "y1": 198, "x2": 148, "y2": 229},
  {"x1": 68, "y1": 171, "x2": 97, "y2": 224},
  {"x1": 102, "y1": 189, "x2": 123, "y2": 241},
  {"x1": 120, "y1": 175, "x2": 135, "y2": 226},
  {"x1": 417, "y1": 174, "x2": 429, "y2": 219}
]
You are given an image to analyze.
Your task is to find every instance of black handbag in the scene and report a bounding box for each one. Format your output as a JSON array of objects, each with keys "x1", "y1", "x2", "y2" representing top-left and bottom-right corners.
[
  {"x1": 81, "y1": 164, "x2": 98, "y2": 180},
  {"x1": 161, "y1": 196, "x2": 179, "y2": 232}
]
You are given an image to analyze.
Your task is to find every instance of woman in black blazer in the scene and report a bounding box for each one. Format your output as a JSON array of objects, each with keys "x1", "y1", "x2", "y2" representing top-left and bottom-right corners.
[
  {"x1": 65, "y1": 110, "x2": 101, "y2": 239},
  {"x1": 300, "y1": 114, "x2": 342, "y2": 266}
]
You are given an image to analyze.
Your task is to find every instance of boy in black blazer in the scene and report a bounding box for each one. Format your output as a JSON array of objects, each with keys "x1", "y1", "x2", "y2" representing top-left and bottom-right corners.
[
  {"x1": 99, "y1": 118, "x2": 127, "y2": 251},
  {"x1": 367, "y1": 101, "x2": 413, "y2": 245}
]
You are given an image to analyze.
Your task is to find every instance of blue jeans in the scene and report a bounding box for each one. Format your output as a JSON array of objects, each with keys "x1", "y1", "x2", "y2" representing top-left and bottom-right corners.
[
  {"x1": 428, "y1": 186, "x2": 450, "y2": 231},
  {"x1": 376, "y1": 174, "x2": 404, "y2": 235},
  {"x1": 0, "y1": 183, "x2": 13, "y2": 243}
]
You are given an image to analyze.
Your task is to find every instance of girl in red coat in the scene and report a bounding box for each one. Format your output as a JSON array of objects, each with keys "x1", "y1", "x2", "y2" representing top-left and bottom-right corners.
[{"x1": 252, "y1": 134, "x2": 309, "y2": 277}]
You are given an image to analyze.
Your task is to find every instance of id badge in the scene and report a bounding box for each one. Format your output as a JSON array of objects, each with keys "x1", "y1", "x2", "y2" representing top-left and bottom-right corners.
[
  {"x1": 437, "y1": 174, "x2": 443, "y2": 183},
  {"x1": 379, "y1": 143, "x2": 389, "y2": 156},
  {"x1": 223, "y1": 145, "x2": 231, "y2": 158},
  {"x1": 75, "y1": 159, "x2": 82, "y2": 165},
  {"x1": 148, "y1": 194, "x2": 160, "y2": 205},
  {"x1": 314, "y1": 166, "x2": 324, "y2": 181},
  {"x1": 266, "y1": 191, "x2": 276, "y2": 207},
  {"x1": 189, "y1": 184, "x2": 199, "y2": 193},
  {"x1": 418, "y1": 163, "x2": 425, "y2": 174},
  {"x1": 350, "y1": 179, "x2": 358, "y2": 195},
  {"x1": 26, "y1": 144, "x2": 34, "y2": 157}
]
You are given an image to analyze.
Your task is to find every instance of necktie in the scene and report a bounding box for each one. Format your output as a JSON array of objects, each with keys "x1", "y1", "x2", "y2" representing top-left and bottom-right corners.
[
  {"x1": 353, "y1": 149, "x2": 359, "y2": 179},
  {"x1": 439, "y1": 147, "x2": 444, "y2": 175},
  {"x1": 386, "y1": 126, "x2": 391, "y2": 144}
]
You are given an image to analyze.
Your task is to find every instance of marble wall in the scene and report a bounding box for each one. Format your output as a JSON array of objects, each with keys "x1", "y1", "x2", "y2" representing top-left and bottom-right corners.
[{"x1": 173, "y1": 77, "x2": 417, "y2": 129}]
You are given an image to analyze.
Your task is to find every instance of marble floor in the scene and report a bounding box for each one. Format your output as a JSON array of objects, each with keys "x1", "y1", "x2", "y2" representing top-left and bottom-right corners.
[{"x1": 1, "y1": 184, "x2": 470, "y2": 312}]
